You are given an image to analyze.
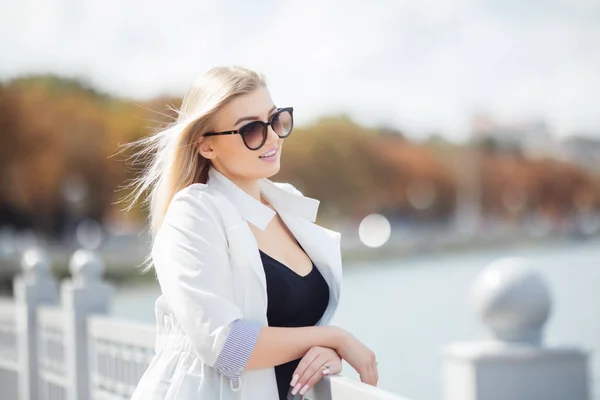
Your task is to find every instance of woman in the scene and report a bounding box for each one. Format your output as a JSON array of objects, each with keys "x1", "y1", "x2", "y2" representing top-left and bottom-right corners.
[{"x1": 126, "y1": 66, "x2": 378, "y2": 400}]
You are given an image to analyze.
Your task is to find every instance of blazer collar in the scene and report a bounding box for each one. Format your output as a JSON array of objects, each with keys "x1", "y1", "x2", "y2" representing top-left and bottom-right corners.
[{"x1": 207, "y1": 166, "x2": 320, "y2": 230}]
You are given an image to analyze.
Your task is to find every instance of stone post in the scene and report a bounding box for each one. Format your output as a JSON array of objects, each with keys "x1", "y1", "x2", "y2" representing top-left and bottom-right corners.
[
  {"x1": 442, "y1": 257, "x2": 590, "y2": 400},
  {"x1": 62, "y1": 248, "x2": 113, "y2": 400},
  {"x1": 14, "y1": 247, "x2": 59, "y2": 400}
]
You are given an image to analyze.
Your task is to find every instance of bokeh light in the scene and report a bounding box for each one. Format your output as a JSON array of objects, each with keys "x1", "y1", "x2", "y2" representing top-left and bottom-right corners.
[{"x1": 358, "y1": 213, "x2": 391, "y2": 248}]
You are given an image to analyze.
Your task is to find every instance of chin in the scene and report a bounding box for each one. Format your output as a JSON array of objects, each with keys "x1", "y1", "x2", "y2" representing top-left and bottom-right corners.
[{"x1": 262, "y1": 163, "x2": 281, "y2": 177}]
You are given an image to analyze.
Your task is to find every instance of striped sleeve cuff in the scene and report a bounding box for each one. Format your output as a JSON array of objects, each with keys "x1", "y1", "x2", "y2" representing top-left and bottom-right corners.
[{"x1": 213, "y1": 319, "x2": 261, "y2": 382}]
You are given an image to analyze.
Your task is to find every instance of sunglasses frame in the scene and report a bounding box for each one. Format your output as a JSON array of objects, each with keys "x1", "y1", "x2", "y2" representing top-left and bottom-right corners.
[{"x1": 203, "y1": 107, "x2": 294, "y2": 151}]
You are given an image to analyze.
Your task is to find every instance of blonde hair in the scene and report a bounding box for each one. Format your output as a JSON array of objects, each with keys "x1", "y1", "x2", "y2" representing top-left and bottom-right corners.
[{"x1": 120, "y1": 66, "x2": 267, "y2": 239}]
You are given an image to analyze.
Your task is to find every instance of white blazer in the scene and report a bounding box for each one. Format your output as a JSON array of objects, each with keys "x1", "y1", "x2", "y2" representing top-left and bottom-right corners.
[{"x1": 130, "y1": 166, "x2": 343, "y2": 400}]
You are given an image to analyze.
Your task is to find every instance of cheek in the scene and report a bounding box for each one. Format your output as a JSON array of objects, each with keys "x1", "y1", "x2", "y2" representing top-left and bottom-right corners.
[{"x1": 219, "y1": 136, "x2": 256, "y2": 164}]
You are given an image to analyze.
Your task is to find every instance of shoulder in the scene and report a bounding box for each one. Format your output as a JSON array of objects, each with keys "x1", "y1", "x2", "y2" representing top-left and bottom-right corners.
[
  {"x1": 168, "y1": 183, "x2": 221, "y2": 210},
  {"x1": 154, "y1": 183, "x2": 228, "y2": 250},
  {"x1": 163, "y1": 183, "x2": 224, "y2": 229}
]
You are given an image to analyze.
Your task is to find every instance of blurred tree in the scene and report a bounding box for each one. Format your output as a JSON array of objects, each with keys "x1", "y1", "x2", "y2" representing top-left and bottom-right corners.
[{"x1": 1, "y1": 75, "x2": 599, "y2": 237}]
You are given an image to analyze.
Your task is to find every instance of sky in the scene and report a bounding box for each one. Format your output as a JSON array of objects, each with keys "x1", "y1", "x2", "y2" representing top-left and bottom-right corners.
[{"x1": 2, "y1": 0, "x2": 600, "y2": 142}]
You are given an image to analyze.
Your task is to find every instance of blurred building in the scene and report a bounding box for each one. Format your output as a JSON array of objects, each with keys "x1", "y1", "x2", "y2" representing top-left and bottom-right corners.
[
  {"x1": 559, "y1": 135, "x2": 600, "y2": 173},
  {"x1": 471, "y1": 115, "x2": 600, "y2": 175},
  {"x1": 472, "y1": 115, "x2": 560, "y2": 160}
]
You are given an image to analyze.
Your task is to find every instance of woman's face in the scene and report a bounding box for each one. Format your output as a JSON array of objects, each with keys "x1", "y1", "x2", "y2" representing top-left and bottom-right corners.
[{"x1": 198, "y1": 86, "x2": 285, "y2": 181}]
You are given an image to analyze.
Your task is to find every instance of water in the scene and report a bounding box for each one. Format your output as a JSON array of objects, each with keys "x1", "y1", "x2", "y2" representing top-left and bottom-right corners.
[{"x1": 111, "y1": 239, "x2": 600, "y2": 400}]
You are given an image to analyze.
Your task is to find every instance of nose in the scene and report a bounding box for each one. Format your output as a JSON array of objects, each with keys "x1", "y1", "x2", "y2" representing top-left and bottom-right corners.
[
  {"x1": 267, "y1": 123, "x2": 279, "y2": 139},
  {"x1": 265, "y1": 125, "x2": 282, "y2": 145}
]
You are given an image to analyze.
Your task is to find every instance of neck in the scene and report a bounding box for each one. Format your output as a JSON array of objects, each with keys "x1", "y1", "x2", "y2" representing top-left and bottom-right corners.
[
  {"x1": 211, "y1": 165, "x2": 273, "y2": 208},
  {"x1": 232, "y1": 176, "x2": 261, "y2": 201}
]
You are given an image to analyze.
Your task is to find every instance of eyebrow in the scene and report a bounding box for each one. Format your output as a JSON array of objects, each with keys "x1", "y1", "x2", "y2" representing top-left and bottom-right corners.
[{"x1": 233, "y1": 105, "x2": 277, "y2": 127}]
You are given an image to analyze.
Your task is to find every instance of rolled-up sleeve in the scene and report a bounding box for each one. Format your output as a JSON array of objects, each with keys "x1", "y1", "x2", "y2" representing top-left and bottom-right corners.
[
  {"x1": 213, "y1": 319, "x2": 261, "y2": 381},
  {"x1": 151, "y1": 188, "x2": 259, "y2": 377}
]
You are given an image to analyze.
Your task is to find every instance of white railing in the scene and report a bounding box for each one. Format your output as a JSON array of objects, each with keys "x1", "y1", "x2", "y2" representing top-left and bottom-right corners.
[
  {"x1": 0, "y1": 298, "x2": 18, "y2": 400},
  {"x1": 88, "y1": 316, "x2": 155, "y2": 400},
  {"x1": 0, "y1": 247, "x2": 409, "y2": 400},
  {"x1": 37, "y1": 306, "x2": 67, "y2": 400},
  {"x1": 0, "y1": 246, "x2": 592, "y2": 400}
]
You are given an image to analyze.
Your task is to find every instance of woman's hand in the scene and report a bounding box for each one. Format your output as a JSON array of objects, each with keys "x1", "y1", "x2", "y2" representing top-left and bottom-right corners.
[
  {"x1": 289, "y1": 346, "x2": 342, "y2": 397},
  {"x1": 335, "y1": 332, "x2": 378, "y2": 386}
]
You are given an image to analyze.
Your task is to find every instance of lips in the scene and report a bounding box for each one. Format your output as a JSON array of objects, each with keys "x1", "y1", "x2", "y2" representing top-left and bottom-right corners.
[{"x1": 259, "y1": 146, "x2": 278, "y2": 157}]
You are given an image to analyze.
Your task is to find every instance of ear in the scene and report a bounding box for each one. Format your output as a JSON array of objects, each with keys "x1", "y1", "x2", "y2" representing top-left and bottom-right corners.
[{"x1": 197, "y1": 139, "x2": 217, "y2": 160}]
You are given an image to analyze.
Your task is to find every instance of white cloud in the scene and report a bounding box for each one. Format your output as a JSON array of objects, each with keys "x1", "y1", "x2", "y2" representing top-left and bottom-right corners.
[{"x1": 3, "y1": 0, "x2": 600, "y2": 141}]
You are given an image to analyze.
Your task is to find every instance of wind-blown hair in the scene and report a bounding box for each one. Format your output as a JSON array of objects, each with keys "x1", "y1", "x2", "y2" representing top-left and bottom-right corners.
[{"x1": 119, "y1": 66, "x2": 266, "y2": 241}]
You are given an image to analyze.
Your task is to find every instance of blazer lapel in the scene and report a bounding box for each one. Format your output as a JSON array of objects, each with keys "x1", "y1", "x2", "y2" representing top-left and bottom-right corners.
[
  {"x1": 227, "y1": 222, "x2": 269, "y2": 311},
  {"x1": 206, "y1": 166, "x2": 342, "y2": 321},
  {"x1": 231, "y1": 211, "x2": 342, "y2": 320}
]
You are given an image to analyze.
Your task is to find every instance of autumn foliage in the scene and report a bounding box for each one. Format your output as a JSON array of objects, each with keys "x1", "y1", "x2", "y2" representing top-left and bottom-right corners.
[{"x1": 1, "y1": 76, "x2": 598, "y2": 236}]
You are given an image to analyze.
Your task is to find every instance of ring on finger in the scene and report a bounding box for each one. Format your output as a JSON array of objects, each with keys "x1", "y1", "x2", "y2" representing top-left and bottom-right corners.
[{"x1": 322, "y1": 363, "x2": 331, "y2": 371}]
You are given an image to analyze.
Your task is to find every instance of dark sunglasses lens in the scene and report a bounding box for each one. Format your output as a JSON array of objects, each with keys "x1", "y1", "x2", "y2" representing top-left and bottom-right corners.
[
  {"x1": 272, "y1": 110, "x2": 293, "y2": 137},
  {"x1": 240, "y1": 121, "x2": 266, "y2": 150}
]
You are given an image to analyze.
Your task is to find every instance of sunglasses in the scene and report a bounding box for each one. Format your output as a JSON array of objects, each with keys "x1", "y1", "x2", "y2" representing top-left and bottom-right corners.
[{"x1": 203, "y1": 107, "x2": 294, "y2": 151}]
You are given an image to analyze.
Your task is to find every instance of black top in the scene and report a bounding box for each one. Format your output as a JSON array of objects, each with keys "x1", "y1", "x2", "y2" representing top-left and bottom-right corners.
[{"x1": 260, "y1": 243, "x2": 330, "y2": 400}]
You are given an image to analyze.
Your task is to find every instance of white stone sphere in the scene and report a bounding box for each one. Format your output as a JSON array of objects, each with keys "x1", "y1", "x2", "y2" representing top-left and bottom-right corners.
[{"x1": 471, "y1": 257, "x2": 552, "y2": 345}]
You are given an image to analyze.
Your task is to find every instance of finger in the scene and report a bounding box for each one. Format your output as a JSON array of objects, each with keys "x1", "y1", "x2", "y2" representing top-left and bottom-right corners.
[
  {"x1": 328, "y1": 359, "x2": 342, "y2": 375},
  {"x1": 373, "y1": 362, "x2": 379, "y2": 386},
  {"x1": 367, "y1": 364, "x2": 378, "y2": 386},
  {"x1": 358, "y1": 367, "x2": 367, "y2": 384},
  {"x1": 297, "y1": 359, "x2": 331, "y2": 397},
  {"x1": 291, "y1": 348, "x2": 319, "y2": 387},
  {"x1": 296, "y1": 353, "x2": 325, "y2": 392},
  {"x1": 360, "y1": 365, "x2": 376, "y2": 386},
  {"x1": 363, "y1": 366, "x2": 374, "y2": 386}
]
